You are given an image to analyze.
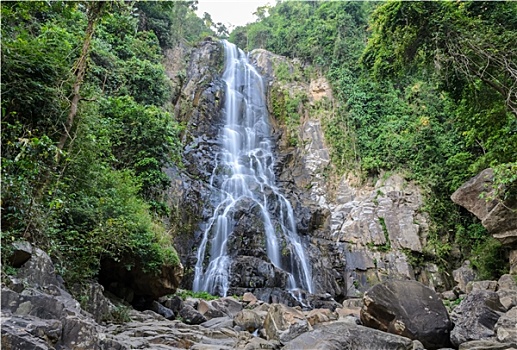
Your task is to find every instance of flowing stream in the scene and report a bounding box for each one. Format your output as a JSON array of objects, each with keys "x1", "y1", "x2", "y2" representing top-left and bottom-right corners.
[{"x1": 193, "y1": 40, "x2": 313, "y2": 297}]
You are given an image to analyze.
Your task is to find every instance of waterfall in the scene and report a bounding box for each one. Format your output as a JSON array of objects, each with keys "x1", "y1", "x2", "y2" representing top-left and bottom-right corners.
[{"x1": 193, "y1": 40, "x2": 313, "y2": 297}]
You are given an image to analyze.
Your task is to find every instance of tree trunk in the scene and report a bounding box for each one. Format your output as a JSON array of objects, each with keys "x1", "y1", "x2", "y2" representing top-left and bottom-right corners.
[{"x1": 57, "y1": 2, "x2": 105, "y2": 158}]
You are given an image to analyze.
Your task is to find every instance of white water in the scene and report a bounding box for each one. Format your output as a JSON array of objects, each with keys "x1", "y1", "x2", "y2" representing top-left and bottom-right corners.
[{"x1": 193, "y1": 40, "x2": 313, "y2": 297}]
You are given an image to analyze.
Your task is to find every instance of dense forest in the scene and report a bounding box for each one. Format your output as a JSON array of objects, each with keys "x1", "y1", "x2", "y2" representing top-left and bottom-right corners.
[{"x1": 2, "y1": 0, "x2": 516, "y2": 293}]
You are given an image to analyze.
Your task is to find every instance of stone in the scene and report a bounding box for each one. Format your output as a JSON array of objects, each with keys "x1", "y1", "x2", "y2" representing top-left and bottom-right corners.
[
  {"x1": 510, "y1": 250, "x2": 517, "y2": 274},
  {"x1": 453, "y1": 260, "x2": 477, "y2": 294},
  {"x1": 458, "y1": 339, "x2": 517, "y2": 350},
  {"x1": 200, "y1": 316, "x2": 234, "y2": 330},
  {"x1": 161, "y1": 295, "x2": 184, "y2": 315},
  {"x1": 263, "y1": 303, "x2": 312, "y2": 343},
  {"x1": 242, "y1": 292, "x2": 258, "y2": 304},
  {"x1": 441, "y1": 290, "x2": 457, "y2": 301},
  {"x1": 282, "y1": 321, "x2": 413, "y2": 350},
  {"x1": 179, "y1": 304, "x2": 207, "y2": 325},
  {"x1": 197, "y1": 300, "x2": 224, "y2": 319},
  {"x1": 151, "y1": 301, "x2": 175, "y2": 320},
  {"x1": 466, "y1": 280, "x2": 497, "y2": 293},
  {"x1": 451, "y1": 168, "x2": 517, "y2": 246},
  {"x1": 8, "y1": 241, "x2": 33, "y2": 268},
  {"x1": 450, "y1": 289, "x2": 506, "y2": 347},
  {"x1": 233, "y1": 309, "x2": 263, "y2": 332},
  {"x1": 495, "y1": 306, "x2": 517, "y2": 343},
  {"x1": 498, "y1": 274, "x2": 517, "y2": 291},
  {"x1": 305, "y1": 308, "x2": 338, "y2": 326},
  {"x1": 360, "y1": 280, "x2": 452, "y2": 349},
  {"x1": 16, "y1": 246, "x2": 60, "y2": 290},
  {"x1": 70, "y1": 282, "x2": 114, "y2": 323}
]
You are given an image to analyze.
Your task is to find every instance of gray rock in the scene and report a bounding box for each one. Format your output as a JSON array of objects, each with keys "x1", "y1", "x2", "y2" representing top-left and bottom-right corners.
[
  {"x1": 8, "y1": 241, "x2": 33, "y2": 268},
  {"x1": 450, "y1": 289, "x2": 506, "y2": 347},
  {"x1": 495, "y1": 306, "x2": 517, "y2": 343},
  {"x1": 360, "y1": 280, "x2": 452, "y2": 349},
  {"x1": 453, "y1": 260, "x2": 477, "y2": 294},
  {"x1": 263, "y1": 303, "x2": 312, "y2": 343},
  {"x1": 497, "y1": 274, "x2": 517, "y2": 291},
  {"x1": 200, "y1": 316, "x2": 234, "y2": 329},
  {"x1": 179, "y1": 304, "x2": 207, "y2": 325},
  {"x1": 151, "y1": 301, "x2": 175, "y2": 320},
  {"x1": 233, "y1": 309, "x2": 263, "y2": 332},
  {"x1": 458, "y1": 339, "x2": 517, "y2": 350},
  {"x1": 451, "y1": 168, "x2": 517, "y2": 246},
  {"x1": 466, "y1": 280, "x2": 497, "y2": 293},
  {"x1": 282, "y1": 321, "x2": 413, "y2": 350}
]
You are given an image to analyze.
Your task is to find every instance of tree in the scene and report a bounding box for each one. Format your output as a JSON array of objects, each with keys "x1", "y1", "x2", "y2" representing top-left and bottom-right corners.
[{"x1": 57, "y1": 1, "x2": 105, "y2": 156}]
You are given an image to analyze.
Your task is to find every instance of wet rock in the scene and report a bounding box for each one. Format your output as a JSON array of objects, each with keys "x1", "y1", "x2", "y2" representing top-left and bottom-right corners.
[
  {"x1": 229, "y1": 256, "x2": 289, "y2": 290},
  {"x1": 450, "y1": 289, "x2": 506, "y2": 347},
  {"x1": 263, "y1": 303, "x2": 312, "y2": 343},
  {"x1": 282, "y1": 321, "x2": 414, "y2": 350},
  {"x1": 360, "y1": 280, "x2": 452, "y2": 349}
]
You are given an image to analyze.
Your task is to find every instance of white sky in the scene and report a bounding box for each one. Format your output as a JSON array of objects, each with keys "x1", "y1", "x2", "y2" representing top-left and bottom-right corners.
[{"x1": 196, "y1": 0, "x2": 272, "y2": 30}]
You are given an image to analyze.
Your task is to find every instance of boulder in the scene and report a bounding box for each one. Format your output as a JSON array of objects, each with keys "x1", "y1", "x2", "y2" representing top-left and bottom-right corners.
[
  {"x1": 179, "y1": 304, "x2": 207, "y2": 325},
  {"x1": 360, "y1": 280, "x2": 452, "y2": 349},
  {"x1": 305, "y1": 308, "x2": 338, "y2": 326},
  {"x1": 151, "y1": 301, "x2": 175, "y2": 320},
  {"x1": 263, "y1": 303, "x2": 312, "y2": 343},
  {"x1": 233, "y1": 309, "x2": 263, "y2": 332},
  {"x1": 466, "y1": 280, "x2": 497, "y2": 293},
  {"x1": 451, "y1": 168, "x2": 517, "y2": 246},
  {"x1": 495, "y1": 306, "x2": 517, "y2": 343},
  {"x1": 197, "y1": 299, "x2": 225, "y2": 319},
  {"x1": 497, "y1": 274, "x2": 517, "y2": 310},
  {"x1": 282, "y1": 321, "x2": 413, "y2": 350},
  {"x1": 453, "y1": 260, "x2": 477, "y2": 294},
  {"x1": 450, "y1": 289, "x2": 506, "y2": 347}
]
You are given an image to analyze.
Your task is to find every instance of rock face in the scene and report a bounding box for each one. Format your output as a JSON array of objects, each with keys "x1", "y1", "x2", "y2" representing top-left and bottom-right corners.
[
  {"x1": 360, "y1": 280, "x2": 453, "y2": 349},
  {"x1": 452, "y1": 168, "x2": 517, "y2": 273},
  {"x1": 1, "y1": 245, "x2": 107, "y2": 350}
]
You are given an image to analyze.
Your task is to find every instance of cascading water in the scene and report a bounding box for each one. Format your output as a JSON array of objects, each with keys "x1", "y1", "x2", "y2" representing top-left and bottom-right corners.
[{"x1": 193, "y1": 40, "x2": 313, "y2": 297}]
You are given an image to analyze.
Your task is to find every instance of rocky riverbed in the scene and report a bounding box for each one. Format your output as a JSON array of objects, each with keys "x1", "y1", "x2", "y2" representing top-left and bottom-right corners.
[{"x1": 2, "y1": 243, "x2": 517, "y2": 350}]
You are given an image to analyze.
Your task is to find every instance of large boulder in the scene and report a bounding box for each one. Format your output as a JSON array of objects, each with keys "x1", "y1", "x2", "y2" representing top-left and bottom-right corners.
[
  {"x1": 450, "y1": 289, "x2": 506, "y2": 347},
  {"x1": 451, "y1": 168, "x2": 517, "y2": 246},
  {"x1": 282, "y1": 320, "x2": 413, "y2": 350},
  {"x1": 495, "y1": 306, "x2": 517, "y2": 343},
  {"x1": 263, "y1": 303, "x2": 312, "y2": 343},
  {"x1": 360, "y1": 280, "x2": 452, "y2": 349}
]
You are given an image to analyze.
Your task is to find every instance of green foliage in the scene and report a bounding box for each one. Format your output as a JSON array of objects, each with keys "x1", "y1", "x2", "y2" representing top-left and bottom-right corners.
[
  {"x1": 1, "y1": 1, "x2": 186, "y2": 285},
  {"x1": 175, "y1": 289, "x2": 218, "y2": 301},
  {"x1": 470, "y1": 237, "x2": 508, "y2": 280},
  {"x1": 234, "y1": 0, "x2": 514, "y2": 279}
]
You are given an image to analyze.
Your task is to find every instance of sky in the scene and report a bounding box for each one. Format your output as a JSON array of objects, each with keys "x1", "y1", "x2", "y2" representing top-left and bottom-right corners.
[{"x1": 195, "y1": 0, "x2": 272, "y2": 30}]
